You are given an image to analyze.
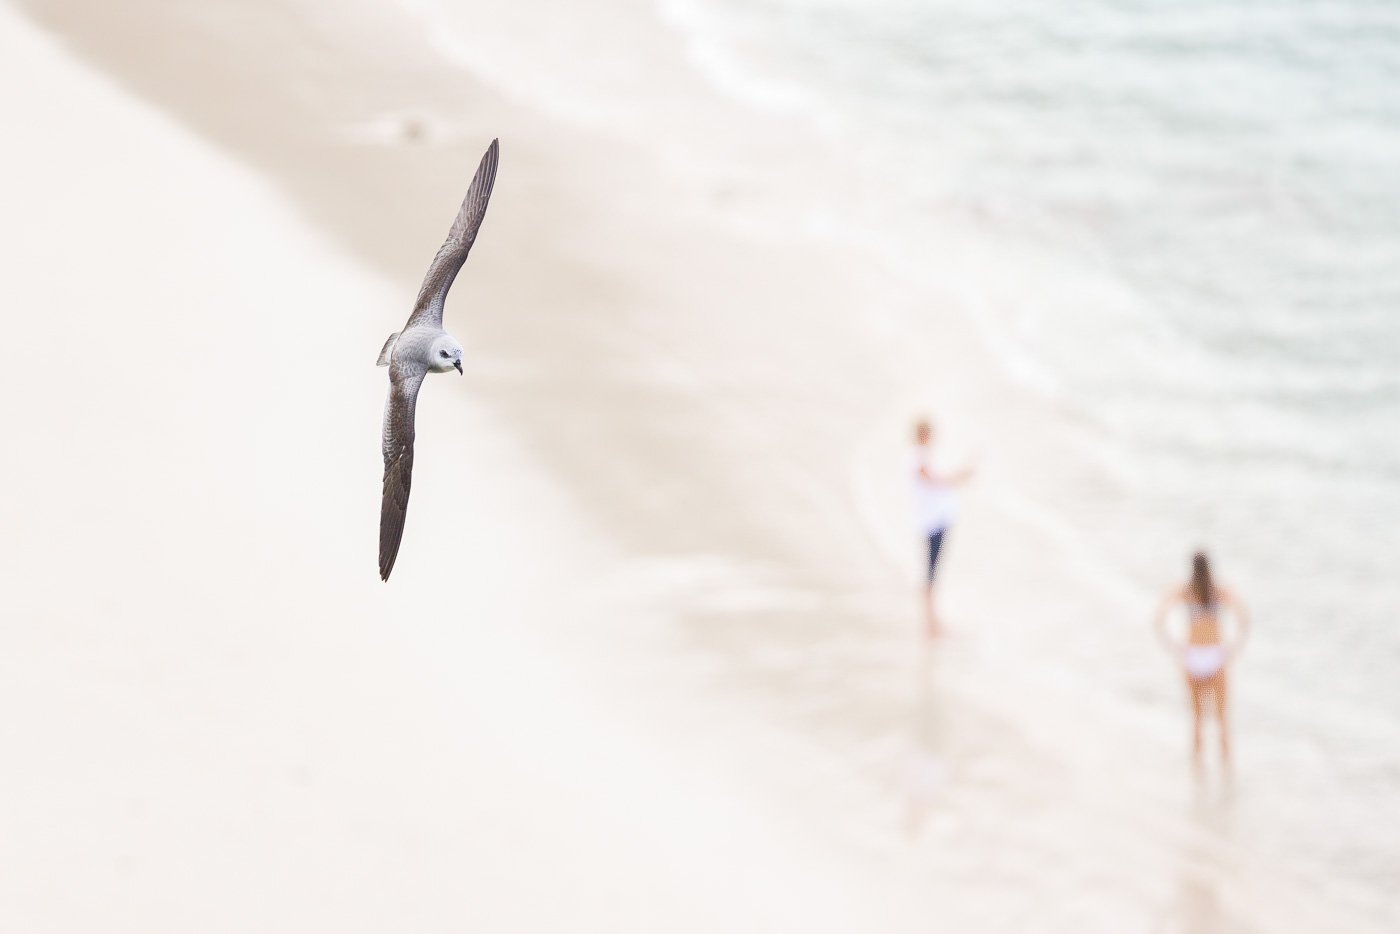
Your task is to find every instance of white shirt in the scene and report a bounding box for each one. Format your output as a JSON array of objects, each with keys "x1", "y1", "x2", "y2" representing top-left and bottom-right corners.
[{"x1": 910, "y1": 445, "x2": 957, "y2": 534}]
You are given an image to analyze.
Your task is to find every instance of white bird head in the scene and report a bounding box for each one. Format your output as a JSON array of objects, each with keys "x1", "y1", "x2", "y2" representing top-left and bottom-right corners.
[{"x1": 429, "y1": 334, "x2": 464, "y2": 374}]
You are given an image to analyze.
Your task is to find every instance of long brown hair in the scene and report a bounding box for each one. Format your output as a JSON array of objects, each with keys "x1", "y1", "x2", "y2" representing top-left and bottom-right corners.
[{"x1": 1188, "y1": 551, "x2": 1215, "y2": 604}]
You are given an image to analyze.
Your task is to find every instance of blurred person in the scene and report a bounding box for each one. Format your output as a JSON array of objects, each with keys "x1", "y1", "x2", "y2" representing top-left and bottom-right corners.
[
  {"x1": 910, "y1": 418, "x2": 974, "y2": 637},
  {"x1": 1153, "y1": 551, "x2": 1251, "y2": 774}
]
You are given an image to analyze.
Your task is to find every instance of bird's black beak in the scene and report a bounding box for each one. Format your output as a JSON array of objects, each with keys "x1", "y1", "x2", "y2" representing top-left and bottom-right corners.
[{"x1": 453, "y1": 360, "x2": 463, "y2": 375}]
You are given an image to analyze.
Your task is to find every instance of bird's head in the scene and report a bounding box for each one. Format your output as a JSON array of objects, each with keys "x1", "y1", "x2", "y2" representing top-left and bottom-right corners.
[{"x1": 429, "y1": 335, "x2": 464, "y2": 374}]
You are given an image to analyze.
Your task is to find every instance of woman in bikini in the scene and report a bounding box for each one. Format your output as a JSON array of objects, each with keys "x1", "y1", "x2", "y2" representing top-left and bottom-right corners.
[{"x1": 1153, "y1": 551, "x2": 1251, "y2": 772}]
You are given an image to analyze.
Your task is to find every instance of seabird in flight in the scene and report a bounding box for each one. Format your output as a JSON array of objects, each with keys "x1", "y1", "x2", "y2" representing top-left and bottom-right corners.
[{"x1": 377, "y1": 138, "x2": 499, "y2": 581}]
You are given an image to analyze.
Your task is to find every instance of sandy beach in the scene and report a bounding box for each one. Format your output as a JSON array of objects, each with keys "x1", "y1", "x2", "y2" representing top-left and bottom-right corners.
[{"x1": 1, "y1": 0, "x2": 1395, "y2": 931}]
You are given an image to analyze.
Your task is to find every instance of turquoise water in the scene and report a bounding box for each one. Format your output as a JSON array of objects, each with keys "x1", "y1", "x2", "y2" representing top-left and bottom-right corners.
[
  {"x1": 666, "y1": 0, "x2": 1400, "y2": 715},
  {"x1": 660, "y1": 0, "x2": 1400, "y2": 905},
  {"x1": 416, "y1": 0, "x2": 1400, "y2": 912}
]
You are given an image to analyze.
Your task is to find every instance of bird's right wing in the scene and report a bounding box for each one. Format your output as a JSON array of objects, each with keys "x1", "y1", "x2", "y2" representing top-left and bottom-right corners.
[
  {"x1": 379, "y1": 369, "x2": 427, "y2": 581},
  {"x1": 404, "y1": 138, "x2": 500, "y2": 330}
]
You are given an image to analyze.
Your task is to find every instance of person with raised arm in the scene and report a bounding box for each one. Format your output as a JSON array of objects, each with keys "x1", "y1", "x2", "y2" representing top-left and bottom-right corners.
[{"x1": 910, "y1": 418, "x2": 974, "y2": 637}]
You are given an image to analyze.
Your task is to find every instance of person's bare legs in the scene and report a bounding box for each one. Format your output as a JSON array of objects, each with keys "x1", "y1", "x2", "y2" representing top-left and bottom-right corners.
[
  {"x1": 1188, "y1": 677, "x2": 1206, "y2": 777},
  {"x1": 1215, "y1": 672, "x2": 1231, "y2": 774},
  {"x1": 922, "y1": 581, "x2": 941, "y2": 637}
]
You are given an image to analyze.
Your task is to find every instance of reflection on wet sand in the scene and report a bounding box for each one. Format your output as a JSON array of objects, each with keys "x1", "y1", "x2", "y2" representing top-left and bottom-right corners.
[
  {"x1": 1161, "y1": 788, "x2": 1243, "y2": 933},
  {"x1": 904, "y1": 639, "x2": 949, "y2": 836},
  {"x1": 1170, "y1": 864, "x2": 1227, "y2": 934}
]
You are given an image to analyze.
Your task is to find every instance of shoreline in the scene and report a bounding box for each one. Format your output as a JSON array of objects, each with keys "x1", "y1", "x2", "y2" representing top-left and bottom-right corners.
[{"x1": 5, "y1": 0, "x2": 1395, "y2": 929}]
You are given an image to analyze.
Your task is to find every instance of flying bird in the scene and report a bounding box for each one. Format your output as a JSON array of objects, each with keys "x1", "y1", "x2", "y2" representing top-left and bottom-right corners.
[{"x1": 377, "y1": 138, "x2": 499, "y2": 581}]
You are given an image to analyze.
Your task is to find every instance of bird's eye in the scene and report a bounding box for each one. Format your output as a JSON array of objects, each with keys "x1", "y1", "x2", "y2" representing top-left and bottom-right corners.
[{"x1": 440, "y1": 350, "x2": 450, "y2": 358}]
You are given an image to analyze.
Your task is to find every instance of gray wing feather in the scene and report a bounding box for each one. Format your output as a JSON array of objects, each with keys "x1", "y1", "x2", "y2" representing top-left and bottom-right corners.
[
  {"x1": 379, "y1": 369, "x2": 427, "y2": 581},
  {"x1": 404, "y1": 138, "x2": 499, "y2": 330},
  {"x1": 376, "y1": 331, "x2": 399, "y2": 367}
]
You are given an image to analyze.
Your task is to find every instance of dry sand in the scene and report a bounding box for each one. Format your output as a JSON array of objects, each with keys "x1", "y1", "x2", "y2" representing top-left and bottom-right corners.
[{"x1": 0, "y1": 1, "x2": 1392, "y2": 931}]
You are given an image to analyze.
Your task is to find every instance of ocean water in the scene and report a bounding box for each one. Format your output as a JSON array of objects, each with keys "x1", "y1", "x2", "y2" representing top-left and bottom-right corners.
[
  {"x1": 657, "y1": 0, "x2": 1400, "y2": 903},
  {"x1": 657, "y1": 0, "x2": 1400, "y2": 674},
  {"x1": 406, "y1": 0, "x2": 1400, "y2": 916}
]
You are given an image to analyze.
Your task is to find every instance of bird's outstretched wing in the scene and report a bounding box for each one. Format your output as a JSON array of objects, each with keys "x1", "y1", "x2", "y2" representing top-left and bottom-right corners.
[
  {"x1": 379, "y1": 369, "x2": 427, "y2": 581},
  {"x1": 404, "y1": 138, "x2": 499, "y2": 330}
]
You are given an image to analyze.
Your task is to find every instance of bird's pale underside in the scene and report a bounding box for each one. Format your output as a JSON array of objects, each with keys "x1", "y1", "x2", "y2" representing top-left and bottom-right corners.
[{"x1": 378, "y1": 138, "x2": 499, "y2": 581}]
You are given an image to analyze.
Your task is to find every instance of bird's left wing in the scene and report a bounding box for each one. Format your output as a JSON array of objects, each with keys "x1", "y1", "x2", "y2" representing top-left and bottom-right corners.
[
  {"x1": 379, "y1": 369, "x2": 427, "y2": 581},
  {"x1": 404, "y1": 138, "x2": 499, "y2": 330}
]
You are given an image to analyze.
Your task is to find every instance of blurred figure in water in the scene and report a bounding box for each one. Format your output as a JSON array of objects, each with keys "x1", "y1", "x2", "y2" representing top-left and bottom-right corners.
[
  {"x1": 1154, "y1": 551, "x2": 1251, "y2": 775},
  {"x1": 910, "y1": 418, "x2": 974, "y2": 637}
]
